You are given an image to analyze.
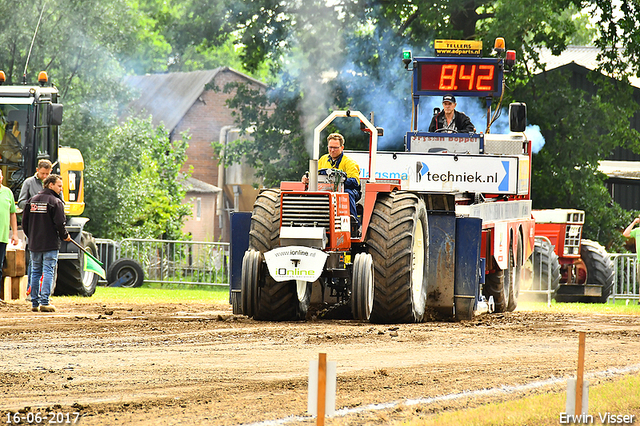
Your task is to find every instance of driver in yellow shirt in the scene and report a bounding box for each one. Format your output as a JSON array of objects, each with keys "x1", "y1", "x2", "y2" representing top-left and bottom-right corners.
[{"x1": 303, "y1": 133, "x2": 361, "y2": 228}]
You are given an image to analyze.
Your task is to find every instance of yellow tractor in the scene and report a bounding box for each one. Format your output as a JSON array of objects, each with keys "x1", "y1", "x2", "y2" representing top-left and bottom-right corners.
[{"x1": 0, "y1": 70, "x2": 98, "y2": 296}]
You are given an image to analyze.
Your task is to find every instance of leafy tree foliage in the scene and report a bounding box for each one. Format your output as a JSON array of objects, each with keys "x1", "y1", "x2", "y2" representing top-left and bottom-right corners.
[
  {"x1": 83, "y1": 117, "x2": 191, "y2": 240},
  {"x1": 517, "y1": 71, "x2": 639, "y2": 250},
  {"x1": 214, "y1": 0, "x2": 640, "y2": 249},
  {"x1": 0, "y1": 0, "x2": 196, "y2": 240}
]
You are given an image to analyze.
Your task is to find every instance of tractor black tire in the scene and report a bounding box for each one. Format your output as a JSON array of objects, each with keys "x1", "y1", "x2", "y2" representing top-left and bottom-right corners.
[
  {"x1": 532, "y1": 238, "x2": 561, "y2": 297},
  {"x1": 351, "y1": 252, "x2": 374, "y2": 321},
  {"x1": 506, "y1": 236, "x2": 523, "y2": 312},
  {"x1": 241, "y1": 250, "x2": 261, "y2": 317},
  {"x1": 247, "y1": 189, "x2": 310, "y2": 321},
  {"x1": 484, "y1": 269, "x2": 507, "y2": 313},
  {"x1": 367, "y1": 192, "x2": 429, "y2": 324},
  {"x1": 249, "y1": 189, "x2": 282, "y2": 252},
  {"x1": 107, "y1": 258, "x2": 145, "y2": 288},
  {"x1": 55, "y1": 232, "x2": 99, "y2": 297},
  {"x1": 578, "y1": 239, "x2": 614, "y2": 303}
]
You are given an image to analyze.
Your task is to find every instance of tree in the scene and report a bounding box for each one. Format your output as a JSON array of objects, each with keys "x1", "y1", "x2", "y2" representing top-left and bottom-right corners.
[
  {"x1": 0, "y1": 0, "x2": 199, "y2": 239},
  {"x1": 83, "y1": 117, "x2": 191, "y2": 240},
  {"x1": 211, "y1": 0, "x2": 640, "y2": 250}
]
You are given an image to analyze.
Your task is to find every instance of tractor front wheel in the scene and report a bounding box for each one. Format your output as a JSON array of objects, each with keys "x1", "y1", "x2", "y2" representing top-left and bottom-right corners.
[
  {"x1": 351, "y1": 253, "x2": 374, "y2": 321},
  {"x1": 245, "y1": 189, "x2": 310, "y2": 321}
]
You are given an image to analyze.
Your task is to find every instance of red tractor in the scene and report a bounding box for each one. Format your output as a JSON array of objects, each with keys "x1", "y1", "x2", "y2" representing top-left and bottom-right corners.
[
  {"x1": 531, "y1": 209, "x2": 614, "y2": 303},
  {"x1": 230, "y1": 38, "x2": 536, "y2": 323}
]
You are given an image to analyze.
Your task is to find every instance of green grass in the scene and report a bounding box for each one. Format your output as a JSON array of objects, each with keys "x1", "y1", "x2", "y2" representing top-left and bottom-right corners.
[
  {"x1": 400, "y1": 373, "x2": 640, "y2": 426},
  {"x1": 517, "y1": 299, "x2": 640, "y2": 315},
  {"x1": 60, "y1": 285, "x2": 231, "y2": 305}
]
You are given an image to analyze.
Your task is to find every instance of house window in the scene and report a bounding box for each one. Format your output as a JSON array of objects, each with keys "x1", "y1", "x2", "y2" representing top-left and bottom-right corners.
[{"x1": 196, "y1": 197, "x2": 202, "y2": 221}]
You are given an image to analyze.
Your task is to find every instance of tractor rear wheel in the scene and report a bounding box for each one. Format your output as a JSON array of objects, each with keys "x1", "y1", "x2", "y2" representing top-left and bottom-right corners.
[
  {"x1": 532, "y1": 238, "x2": 561, "y2": 297},
  {"x1": 351, "y1": 253, "x2": 374, "y2": 321},
  {"x1": 367, "y1": 192, "x2": 428, "y2": 323},
  {"x1": 573, "y1": 239, "x2": 614, "y2": 303},
  {"x1": 246, "y1": 189, "x2": 310, "y2": 321},
  {"x1": 55, "y1": 232, "x2": 99, "y2": 297}
]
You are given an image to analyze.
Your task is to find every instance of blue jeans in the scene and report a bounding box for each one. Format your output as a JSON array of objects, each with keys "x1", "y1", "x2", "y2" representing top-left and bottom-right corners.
[
  {"x1": 30, "y1": 250, "x2": 58, "y2": 308},
  {"x1": 345, "y1": 188, "x2": 361, "y2": 226}
]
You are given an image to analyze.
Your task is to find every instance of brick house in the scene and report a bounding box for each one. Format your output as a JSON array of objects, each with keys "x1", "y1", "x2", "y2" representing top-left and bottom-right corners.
[{"x1": 124, "y1": 68, "x2": 265, "y2": 241}]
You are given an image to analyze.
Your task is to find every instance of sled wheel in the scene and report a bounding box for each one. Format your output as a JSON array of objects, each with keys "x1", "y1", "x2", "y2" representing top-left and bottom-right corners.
[
  {"x1": 507, "y1": 236, "x2": 523, "y2": 312},
  {"x1": 107, "y1": 258, "x2": 144, "y2": 288}
]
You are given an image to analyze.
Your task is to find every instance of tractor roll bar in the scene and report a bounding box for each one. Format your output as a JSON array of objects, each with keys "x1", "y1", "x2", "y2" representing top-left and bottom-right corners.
[{"x1": 310, "y1": 110, "x2": 378, "y2": 191}]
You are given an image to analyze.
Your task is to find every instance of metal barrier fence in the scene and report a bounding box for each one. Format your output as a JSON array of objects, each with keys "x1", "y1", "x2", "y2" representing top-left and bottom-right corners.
[
  {"x1": 93, "y1": 236, "x2": 639, "y2": 298},
  {"x1": 609, "y1": 253, "x2": 640, "y2": 303},
  {"x1": 94, "y1": 238, "x2": 230, "y2": 287},
  {"x1": 521, "y1": 236, "x2": 555, "y2": 306}
]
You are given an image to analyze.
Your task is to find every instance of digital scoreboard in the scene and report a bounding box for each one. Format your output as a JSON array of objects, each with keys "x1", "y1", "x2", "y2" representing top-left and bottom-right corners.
[{"x1": 415, "y1": 57, "x2": 503, "y2": 98}]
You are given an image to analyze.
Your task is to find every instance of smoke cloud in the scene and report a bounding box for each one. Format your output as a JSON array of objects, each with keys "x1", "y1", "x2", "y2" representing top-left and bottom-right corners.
[{"x1": 278, "y1": 16, "x2": 545, "y2": 155}]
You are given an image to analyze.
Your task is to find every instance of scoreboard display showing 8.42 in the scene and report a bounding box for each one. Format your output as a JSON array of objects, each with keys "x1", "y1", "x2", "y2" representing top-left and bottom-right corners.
[{"x1": 415, "y1": 57, "x2": 503, "y2": 98}]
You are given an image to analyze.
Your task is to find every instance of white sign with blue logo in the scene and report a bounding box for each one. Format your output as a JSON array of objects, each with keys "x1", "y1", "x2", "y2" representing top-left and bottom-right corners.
[
  {"x1": 348, "y1": 151, "x2": 521, "y2": 194},
  {"x1": 264, "y1": 246, "x2": 329, "y2": 283}
]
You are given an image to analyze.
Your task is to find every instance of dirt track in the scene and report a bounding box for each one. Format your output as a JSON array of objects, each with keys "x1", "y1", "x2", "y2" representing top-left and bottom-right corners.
[{"x1": 1, "y1": 298, "x2": 640, "y2": 425}]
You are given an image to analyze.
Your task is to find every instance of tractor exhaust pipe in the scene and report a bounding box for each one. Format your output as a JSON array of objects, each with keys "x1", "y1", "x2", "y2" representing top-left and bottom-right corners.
[{"x1": 309, "y1": 159, "x2": 318, "y2": 191}]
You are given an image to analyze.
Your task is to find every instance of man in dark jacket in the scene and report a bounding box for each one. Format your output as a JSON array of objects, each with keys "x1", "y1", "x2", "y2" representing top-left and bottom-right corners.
[
  {"x1": 428, "y1": 94, "x2": 476, "y2": 133},
  {"x1": 22, "y1": 174, "x2": 71, "y2": 313}
]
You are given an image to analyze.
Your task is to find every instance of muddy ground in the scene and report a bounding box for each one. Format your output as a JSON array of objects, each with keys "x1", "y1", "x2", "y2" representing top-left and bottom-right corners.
[{"x1": 1, "y1": 298, "x2": 639, "y2": 426}]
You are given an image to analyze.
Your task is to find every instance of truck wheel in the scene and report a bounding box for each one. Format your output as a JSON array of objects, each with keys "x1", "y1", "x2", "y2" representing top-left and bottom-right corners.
[
  {"x1": 247, "y1": 189, "x2": 310, "y2": 321},
  {"x1": 106, "y1": 258, "x2": 144, "y2": 288},
  {"x1": 580, "y1": 239, "x2": 614, "y2": 303},
  {"x1": 532, "y1": 238, "x2": 561, "y2": 296},
  {"x1": 506, "y1": 236, "x2": 523, "y2": 312},
  {"x1": 55, "y1": 232, "x2": 99, "y2": 297},
  {"x1": 351, "y1": 253, "x2": 374, "y2": 321},
  {"x1": 484, "y1": 269, "x2": 506, "y2": 312},
  {"x1": 368, "y1": 192, "x2": 428, "y2": 323}
]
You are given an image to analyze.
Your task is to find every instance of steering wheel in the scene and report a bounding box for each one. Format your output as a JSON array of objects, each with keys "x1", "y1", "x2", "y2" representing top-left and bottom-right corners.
[
  {"x1": 319, "y1": 168, "x2": 347, "y2": 181},
  {"x1": 434, "y1": 128, "x2": 456, "y2": 133}
]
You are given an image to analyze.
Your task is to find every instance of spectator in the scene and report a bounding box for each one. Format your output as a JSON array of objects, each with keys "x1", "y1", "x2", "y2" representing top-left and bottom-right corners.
[{"x1": 22, "y1": 174, "x2": 71, "y2": 313}]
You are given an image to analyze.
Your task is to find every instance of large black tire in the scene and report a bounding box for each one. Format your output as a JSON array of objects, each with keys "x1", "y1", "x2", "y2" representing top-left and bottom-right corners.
[
  {"x1": 55, "y1": 232, "x2": 99, "y2": 297},
  {"x1": 532, "y1": 238, "x2": 561, "y2": 296},
  {"x1": 367, "y1": 192, "x2": 428, "y2": 323},
  {"x1": 580, "y1": 239, "x2": 614, "y2": 303},
  {"x1": 506, "y1": 236, "x2": 523, "y2": 312},
  {"x1": 484, "y1": 269, "x2": 506, "y2": 312},
  {"x1": 247, "y1": 189, "x2": 310, "y2": 321},
  {"x1": 241, "y1": 250, "x2": 261, "y2": 317},
  {"x1": 351, "y1": 252, "x2": 374, "y2": 321},
  {"x1": 107, "y1": 258, "x2": 145, "y2": 288}
]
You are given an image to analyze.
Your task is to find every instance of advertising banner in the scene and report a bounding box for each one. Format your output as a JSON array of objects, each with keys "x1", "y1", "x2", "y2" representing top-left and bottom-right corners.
[{"x1": 348, "y1": 151, "x2": 522, "y2": 194}]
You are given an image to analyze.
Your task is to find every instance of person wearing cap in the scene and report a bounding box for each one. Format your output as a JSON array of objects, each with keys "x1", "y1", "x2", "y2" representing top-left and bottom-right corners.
[{"x1": 428, "y1": 94, "x2": 476, "y2": 133}]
